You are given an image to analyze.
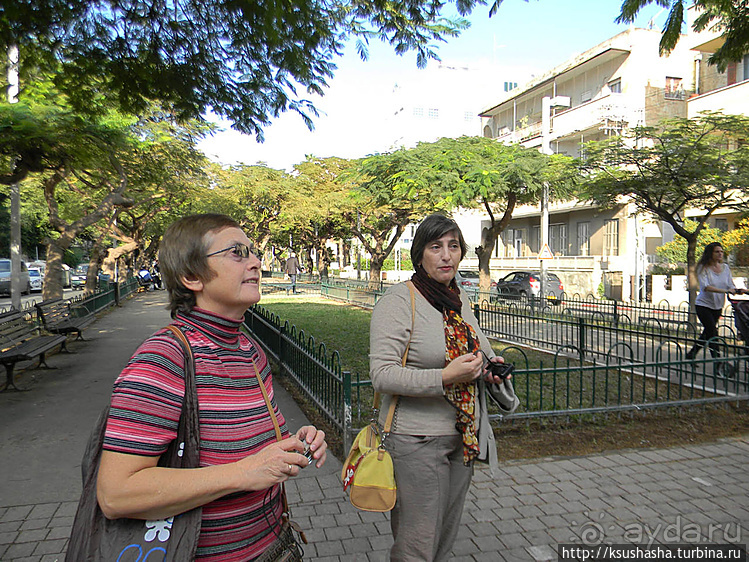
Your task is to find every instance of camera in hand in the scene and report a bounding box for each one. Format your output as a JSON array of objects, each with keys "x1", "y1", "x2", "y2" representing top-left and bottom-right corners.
[
  {"x1": 478, "y1": 349, "x2": 514, "y2": 381},
  {"x1": 302, "y1": 443, "x2": 314, "y2": 466}
]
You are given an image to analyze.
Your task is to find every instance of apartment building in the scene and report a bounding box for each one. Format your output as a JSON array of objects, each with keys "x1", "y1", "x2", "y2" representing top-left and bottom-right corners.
[
  {"x1": 682, "y1": 7, "x2": 749, "y2": 240},
  {"x1": 468, "y1": 28, "x2": 701, "y2": 300}
]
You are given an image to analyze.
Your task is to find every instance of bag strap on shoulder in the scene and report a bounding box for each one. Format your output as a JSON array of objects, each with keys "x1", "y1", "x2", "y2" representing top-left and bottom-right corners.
[{"x1": 374, "y1": 280, "x2": 416, "y2": 433}]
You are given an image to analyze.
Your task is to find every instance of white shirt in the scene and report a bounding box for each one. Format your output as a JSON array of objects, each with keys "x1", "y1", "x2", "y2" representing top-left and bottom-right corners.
[{"x1": 696, "y1": 264, "x2": 735, "y2": 310}]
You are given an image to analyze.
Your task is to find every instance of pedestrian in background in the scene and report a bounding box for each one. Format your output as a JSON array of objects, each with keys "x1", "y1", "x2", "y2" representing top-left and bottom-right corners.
[
  {"x1": 687, "y1": 242, "x2": 746, "y2": 362},
  {"x1": 284, "y1": 251, "x2": 303, "y2": 294}
]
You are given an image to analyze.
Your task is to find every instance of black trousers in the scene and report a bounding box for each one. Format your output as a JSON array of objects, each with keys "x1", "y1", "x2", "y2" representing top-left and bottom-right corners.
[{"x1": 688, "y1": 305, "x2": 723, "y2": 358}]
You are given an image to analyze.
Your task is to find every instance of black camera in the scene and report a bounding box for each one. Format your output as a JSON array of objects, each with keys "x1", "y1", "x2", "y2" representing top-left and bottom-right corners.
[{"x1": 478, "y1": 350, "x2": 514, "y2": 381}]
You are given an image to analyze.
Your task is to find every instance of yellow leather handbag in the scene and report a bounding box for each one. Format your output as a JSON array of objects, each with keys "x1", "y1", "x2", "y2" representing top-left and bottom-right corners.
[{"x1": 341, "y1": 281, "x2": 415, "y2": 512}]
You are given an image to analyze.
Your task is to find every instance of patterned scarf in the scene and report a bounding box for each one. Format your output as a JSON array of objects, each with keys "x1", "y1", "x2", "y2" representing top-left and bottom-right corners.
[{"x1": 411, "y1": 266, "x2": 480, "y2": 465}]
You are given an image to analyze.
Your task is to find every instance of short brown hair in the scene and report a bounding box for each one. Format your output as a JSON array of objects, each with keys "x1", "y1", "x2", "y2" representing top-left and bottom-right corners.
[
  {"x1": 159, "y1": 214, "x2": 241, "y2": 317},
  {"x1": 410, "y1": 213, "x2": 468, "y2": 267}
]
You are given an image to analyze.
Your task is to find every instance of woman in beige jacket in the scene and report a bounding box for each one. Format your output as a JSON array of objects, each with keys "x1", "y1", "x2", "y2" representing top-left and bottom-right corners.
[{"x1": 370, "y1": 214, "x2": 519, "y2": 561}]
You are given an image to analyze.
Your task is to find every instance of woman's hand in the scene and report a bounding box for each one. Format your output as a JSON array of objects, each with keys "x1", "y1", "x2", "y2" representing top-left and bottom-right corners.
[
  {"x1": 483, "y1": 355, "x2": 513, "y2": 384},
  {"x1": 442, "y1": 352, "x2": 483, "y2": 386},
  {"x1": 233, "y1": 437, "x2": 308, "y2": 490},
  {"x1": 295, "y1": 425, "x2": 328, "y2": 469}
]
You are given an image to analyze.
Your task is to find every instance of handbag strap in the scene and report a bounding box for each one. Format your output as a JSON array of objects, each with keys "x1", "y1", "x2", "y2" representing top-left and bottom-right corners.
[
  {"x1": 165, "y1": 325, "x2": 200, "y2": 455},
  {"x1": 374, "y1": 280, "x2": 416, "y2": 433},
  {"x1": 250, "y1": 358, "x2": 292, "y2": 516}
]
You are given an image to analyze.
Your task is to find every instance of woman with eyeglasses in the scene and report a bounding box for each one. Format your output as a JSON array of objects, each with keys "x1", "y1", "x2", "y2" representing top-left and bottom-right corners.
[{"x1": 94, "y1": 214, "x2": 327, "y2": 560}]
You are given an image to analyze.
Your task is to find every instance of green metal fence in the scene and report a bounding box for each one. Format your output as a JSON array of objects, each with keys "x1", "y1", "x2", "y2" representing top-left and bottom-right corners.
[
  {"x1": 245, "y1": 280, "x2": 749, "y2": 449},
  {"x1": 243, "y1": 305, "x2": 354, "y2": 452}
]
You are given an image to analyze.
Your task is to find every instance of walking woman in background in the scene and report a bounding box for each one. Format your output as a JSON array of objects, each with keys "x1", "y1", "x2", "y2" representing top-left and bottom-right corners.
[
  {"x1": 687, "y1": 242, "x2": 746, "y2": 361},
  {"x1": 369, "y1": 213, "x2": 519, "y2": 561}
]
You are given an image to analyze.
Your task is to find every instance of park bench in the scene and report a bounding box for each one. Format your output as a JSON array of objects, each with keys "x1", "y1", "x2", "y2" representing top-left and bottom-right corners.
[
  {"x1": 0, "y1": 309, "x2": 67, "y2": 391},
  {"x1": 35, "y1": 298, "x2": 95, "y2": 341}
]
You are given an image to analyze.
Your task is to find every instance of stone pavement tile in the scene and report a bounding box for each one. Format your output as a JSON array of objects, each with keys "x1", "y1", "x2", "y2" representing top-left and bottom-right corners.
[
  {"x1": 339, "y1": 536, "x2": 371, "y2": 555},
  {"x1": 539, "y1": 513, "x2": 570, "y2": 529},
  {"x1": 472, "y1": 534, "x2": 503, "y2": 551},
  {"x1": 367, "y1": 533, "x2": 393, "y2": 552},
  {"x1": 468, "y1": 521, "x2": 502, "y2": 538},
  {"x1": 527, "y1": 544, "x2": 557, "y2": 561},
  {"x1": 313, "y1": 538, "x2": 345, "y2": 557},
  {"x1": 485, "y1": 506, "x2": 520, "y2": 523},
  {"x1": 4, "y1": 541, "x2": 36, "y2": 559},
  {"x1": 497, "y1": 531, "x2": 532, "y2": 550},
  {"x1": 16, "y1": 529, "x2": 48, "y2": 544},
  {"x1": 33, "y1": 538, "x2": 66, "y2": 556},
  {"x1": 490, "y1": 518, "x2": 523, "y2": 536},
  {"x1": 500, "y1": 546, "x2": 535, "y2": 560},
  {"x1": 515, "y1": 504, "x2": 544, "y2": 519},
  {"x1": 27, "y1": 505, "x2": 58, "y2": 520},
  {"x1": 348, "y1": 522, "x2": 379, "y2": 539},
  {"x1": 366, "y1": 551, "x2": 388, "y2": 562},
  {"x1": 323, "y1": 525, "x2": 353, "y2": 541},
  {"x1": 451, "y1": 538, "x2": 477, "y2": 556},
  {"x1": 1, "y1": 506, "x2": 33, "y2": 523}
]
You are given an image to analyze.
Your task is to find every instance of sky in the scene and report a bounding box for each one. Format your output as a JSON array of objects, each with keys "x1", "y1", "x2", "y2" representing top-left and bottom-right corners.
[{"x1": 197, "y1": 0, "x2": 667, "y2": 171}]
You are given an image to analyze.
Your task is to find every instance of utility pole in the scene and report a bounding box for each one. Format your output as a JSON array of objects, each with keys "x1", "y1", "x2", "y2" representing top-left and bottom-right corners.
[
  {"x1": 540, "y1": 95, "x2": 570, "y2": 306},
  {"x1": 8, "y1": 45, "x2": 21, "y2": 310}
]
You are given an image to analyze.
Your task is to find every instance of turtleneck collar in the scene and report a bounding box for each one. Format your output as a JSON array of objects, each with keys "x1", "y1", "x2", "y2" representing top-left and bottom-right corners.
[{"x1": 176, "y1": 307, "x2": 243, "y2": 348}]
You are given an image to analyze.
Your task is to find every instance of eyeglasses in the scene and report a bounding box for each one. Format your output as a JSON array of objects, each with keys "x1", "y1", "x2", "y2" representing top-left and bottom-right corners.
[{"x1": 206, "y1": 243, "x2": 257, "y2": 260}]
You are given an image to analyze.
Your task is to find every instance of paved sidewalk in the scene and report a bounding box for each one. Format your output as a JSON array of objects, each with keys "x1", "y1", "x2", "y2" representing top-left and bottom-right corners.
[{"x1": 1, "y1": 290, "x2": 748, "y2": 561}]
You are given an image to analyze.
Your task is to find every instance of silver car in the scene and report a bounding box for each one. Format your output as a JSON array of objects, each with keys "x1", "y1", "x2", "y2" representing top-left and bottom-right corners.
[
  {"x1": 28, "y1": 268, "x2": 43, "y2": 292},
  {"x1": 0, "y1": 259, "x2": 31, "y2": 296}
]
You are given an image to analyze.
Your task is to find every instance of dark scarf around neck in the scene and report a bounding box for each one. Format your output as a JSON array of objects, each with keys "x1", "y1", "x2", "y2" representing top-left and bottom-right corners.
[{"x1": 411, "y1": 265, "x2": 462, "y2": 313}]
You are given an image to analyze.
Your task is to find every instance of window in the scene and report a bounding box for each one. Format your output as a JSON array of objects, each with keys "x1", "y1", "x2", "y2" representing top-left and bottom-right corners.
[
  {"x1": 665, "y1": 76, "x2": 685, "y2": 100},
  {"x1": 503, "y1": 81, "x2": 518, "y2": 92},
  {"x1": 513, "y1": 229, "x2": 525, "y2": 256},
  {"x1": 580, "y1": 90, "x2": 591, "y2": 103},
  {"x1": 604, "y1": 219, "x2": 619, "y2": 256},
  {"x1": 608, "y1": 79, "x2": 621, "y2": 94},
  {"x1": 428, "y1": 108, "x2": 439, "y2": 119},
  {"x1": 577, "y1": 222, "x2": 590, "y2": 256},
  {"x1": 715, "y1": 218, "x2": 728, "y2": 231},
  {"x1": 413, "y1": 107, "x2": 423, "y2": 118},
  {"x1": 549, "y1": 224, "x2": 568, "y2": 256}
]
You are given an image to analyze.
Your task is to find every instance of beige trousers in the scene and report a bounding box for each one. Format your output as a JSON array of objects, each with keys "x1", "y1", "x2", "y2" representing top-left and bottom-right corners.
[{"x1": 386, "y1": 433, "x2": 473, "y2": 561}]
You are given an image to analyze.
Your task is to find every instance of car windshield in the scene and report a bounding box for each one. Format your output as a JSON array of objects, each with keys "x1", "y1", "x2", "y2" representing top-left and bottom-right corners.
[
  {"x1": 0, "y1": 261, "x2": 9, "y2": 273},
  {"x1": 75, "y1": 265, "x2": 88, "y2": 275},
  {"x1": 29, "y1": 270, "x2": 40, "y2": 278},
  {"x1": 458, "y1": 270, "x2": 478, "y2": 279}
]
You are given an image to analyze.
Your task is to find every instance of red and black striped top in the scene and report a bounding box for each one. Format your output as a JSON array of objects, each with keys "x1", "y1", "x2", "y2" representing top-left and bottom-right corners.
[{"x1": 104, "y1": 307, "x2": 289, "y2": 560}]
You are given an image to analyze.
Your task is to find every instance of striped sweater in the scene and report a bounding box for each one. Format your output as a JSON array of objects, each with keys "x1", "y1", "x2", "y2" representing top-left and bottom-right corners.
[{"x1": 104, "y1": 307, "x2": 289, "y2": 561}]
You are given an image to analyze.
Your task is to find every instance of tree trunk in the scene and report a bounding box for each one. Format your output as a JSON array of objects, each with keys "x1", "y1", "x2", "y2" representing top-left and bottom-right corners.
[
  {"x1": 476, "y1": 194, "x2": 516, "y2": 292},
  {"x1": 686, "y1": 236, "x2": 698, "y2": 322},
  {"x1": 43, "y1": 234, "x2": 75, "y2": 300}
]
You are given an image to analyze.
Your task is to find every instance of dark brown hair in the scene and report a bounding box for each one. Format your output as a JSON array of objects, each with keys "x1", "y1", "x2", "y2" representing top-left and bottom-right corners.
[
  {"x1": 410, "y1": 213, "x2": 467, "y2": 266},
  {"x1": 159, "y1": 214, "x2": 241, "y2": 317}
]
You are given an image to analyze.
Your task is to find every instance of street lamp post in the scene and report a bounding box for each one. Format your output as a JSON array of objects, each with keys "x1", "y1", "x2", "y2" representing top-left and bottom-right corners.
[
  {"x1": 540, "y1": 95, "x2": 570, "y2": 304},
  {"x1": 8, "y1": 45, "x2": 21, "y2": 310}
]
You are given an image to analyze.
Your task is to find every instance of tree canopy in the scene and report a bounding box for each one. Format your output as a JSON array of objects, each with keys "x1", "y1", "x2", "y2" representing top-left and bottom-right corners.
[
  {"x1": 2, "y1": 0, "x2": 486, "y2": 138},
  {"x1": 615, "y1": 0, "x2": 749, "y2": 71},
  {"x1": 579, "y1": 112, "x2": 749, "y2": 311}
]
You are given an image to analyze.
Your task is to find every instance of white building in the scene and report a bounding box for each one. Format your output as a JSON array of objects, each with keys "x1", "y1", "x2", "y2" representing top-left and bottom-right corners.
[{"x1": 469, "y1": 26, "x2": 745, "y2": 301}]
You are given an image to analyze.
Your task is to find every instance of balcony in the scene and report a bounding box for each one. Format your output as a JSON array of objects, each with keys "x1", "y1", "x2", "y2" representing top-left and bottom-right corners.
[
  {"x1": 551, "y1": 93, "x2": 636, "y2": 139},
  {"x1": 688, "y1": 80, "x2": 749, "y2": 118}
]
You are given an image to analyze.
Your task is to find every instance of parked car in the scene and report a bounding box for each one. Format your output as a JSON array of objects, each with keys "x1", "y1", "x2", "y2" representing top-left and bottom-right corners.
[
  {"x1": 71, "y1": 264, "x2": 88, "y2": 290},
  {"x1": 0, "y1": 259, "x2": 31, "y2": 296},
  {"x1": 454, "y1": 269, "x2": 497, "y2": 295},
  {"x1": 495, "y1": 271, "x2": 564, "y2": 304},
  {"x1": 28, "y1": 268, "x2": 43, "y2": 293}
]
